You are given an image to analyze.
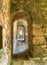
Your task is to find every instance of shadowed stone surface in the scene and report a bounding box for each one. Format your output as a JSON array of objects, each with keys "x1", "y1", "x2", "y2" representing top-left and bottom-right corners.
[
  {"x1": 0, "y1": 0, "x2": 47, "y2": 65},
  {"x1": 12, "y1": 58, "x2": 47, "y2": 65},
  {"x1": 33, "y1": 36, "x2": 46, "y2": 46}
]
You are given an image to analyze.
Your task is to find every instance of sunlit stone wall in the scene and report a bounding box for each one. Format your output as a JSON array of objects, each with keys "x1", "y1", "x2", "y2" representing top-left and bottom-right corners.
[
  {"x1": 0, "y1": 0, "x2": 47, "y2": 65},
  {"x1": 2, "y1": 0, "x2": 12, "y2": 65},
  {"x1": 11, "y1": 0, "x2": 47, "y2": 58}
]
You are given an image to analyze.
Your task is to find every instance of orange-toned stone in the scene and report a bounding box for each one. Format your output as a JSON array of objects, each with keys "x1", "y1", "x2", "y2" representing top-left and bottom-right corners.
[
  {"x1": 0, "y1": 14, "x2": 4, "y2": 26},
  {"x1": 32, "y1": 27, "x2": 43, "y2": 36},
  {"x1": 42, "y1": 28, "x2": 47, "y2": 36},
  {"x1": 32, "y1": 23, "x2": 42, "y2": 28},
  {"x1": 33, "y1": 36, "x2": 46, "y2": 45},
  {"x1": 33, "y1": 45, "x2": 47, "y2": 57}
]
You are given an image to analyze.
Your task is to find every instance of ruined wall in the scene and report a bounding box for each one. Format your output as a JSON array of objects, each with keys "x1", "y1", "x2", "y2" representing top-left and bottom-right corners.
[
  {"x1": 0, "y1": 0, "x2": 47, "y2": 65},
  {"x1": 11, "y1": 0, "x2": 47, "y2": 58}
]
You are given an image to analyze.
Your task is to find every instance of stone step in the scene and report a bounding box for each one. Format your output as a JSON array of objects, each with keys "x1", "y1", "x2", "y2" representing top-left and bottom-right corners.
[
  {"x1": 12, "y1": 58, "x2": 47, "y2": 65},
  {"x1": 0, "y1": 58, "x2": 47, "y2": 65}
]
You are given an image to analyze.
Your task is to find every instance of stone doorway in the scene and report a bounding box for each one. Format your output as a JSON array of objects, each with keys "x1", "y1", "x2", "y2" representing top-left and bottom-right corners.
[
  {"x1": 13, "y1": 19, "x2": 28, "y2": 55},
  {"x1": 11, "y1": 10, "x2": 31, "y2": 58}
]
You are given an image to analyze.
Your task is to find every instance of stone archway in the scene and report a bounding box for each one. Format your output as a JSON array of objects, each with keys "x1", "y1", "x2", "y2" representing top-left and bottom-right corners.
[
  {"x1": 2, "y1": 0, "x2": 31, "y2": 64},
  {"x1": 13, "y1": 19, "x2": 28, "y2": 55},
  {"x1": 11, "y1": 10, "x2": 31, "y2": 58}
]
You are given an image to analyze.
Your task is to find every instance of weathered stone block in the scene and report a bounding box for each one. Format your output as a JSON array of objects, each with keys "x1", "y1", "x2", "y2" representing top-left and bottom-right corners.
[
  {"x1": 32, "y1": 27, "x2": 43, "y2": 36},
  {"x1": 23, "y1": 58, "x2": 44, "y2": 65},
  {"x1": 41, "y1": 45, "x2": 47, "y2": 57},
  {"x1": 30, "y1": 58, "x2": 44, "y2": 65},
  {"x1": 32, "y1": 23, "x2": 42, "y2": 28},
  {"x1": 42, "y1": 28, "x2": 47, "y2": 36},
  {"x1": 32, "y1": 46, "x2": 43, "y2": 58},
  {"x1": 12, "y1": 59, "x2": 23, "y2": 65},
  {"x1": 33, "y1": 45, "x2": 47, "y2": 57},
  {"x1": 33, "y1": 36, "x2": 46, "y2": 46},
  {"x1": 42, "y1": 23, "x2": 47, "y2": 28},
  {"x1": 24, "y1": 60, "x2": 31, "y2": 65},
  {"x1": 42, "y1": 57, "x2": 47, "y2": 64}
]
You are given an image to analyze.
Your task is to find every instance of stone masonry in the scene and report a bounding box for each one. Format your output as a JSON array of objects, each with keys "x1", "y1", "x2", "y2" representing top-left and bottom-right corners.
[{"x1": 0, "y1": 0, "x2": 47, "y2": 65}]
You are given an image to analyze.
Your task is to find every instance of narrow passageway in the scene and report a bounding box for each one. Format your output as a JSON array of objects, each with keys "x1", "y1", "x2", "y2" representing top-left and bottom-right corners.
[
  {"x1": 13, "y1": 42, "x2": 28, "y2": 54},
  {"x1": 0, "y1": 0, "x2": 47, "y2": 65}
]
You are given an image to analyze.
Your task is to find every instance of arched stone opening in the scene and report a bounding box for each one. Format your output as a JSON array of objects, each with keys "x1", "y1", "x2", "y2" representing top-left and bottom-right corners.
[
  {"x1": 11, "y1": 10, "x2": 32, "y2": 58},
  {"x1": 13, "y1": 19, "x2": 28, "y2": 55}
]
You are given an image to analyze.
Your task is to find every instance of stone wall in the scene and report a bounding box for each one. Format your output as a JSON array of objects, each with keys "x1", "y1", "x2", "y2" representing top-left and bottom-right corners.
[
  {"x1": 12, "y1": 58, "x2": 47, "y2": 65},
  {"x1": 11, "y1": 0, "x2": 47, "y2": 58},
  {"x1": 0, "y1": 0, "x2": 47, "y2": 65}
]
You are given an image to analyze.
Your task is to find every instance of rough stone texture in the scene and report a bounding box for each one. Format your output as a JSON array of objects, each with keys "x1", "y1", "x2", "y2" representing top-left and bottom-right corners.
[
  {"x1": 12, "y1": 59, "x2": 23, "y2": 65},
  {"x1": 32, "y1": 27, "x2": 43, "y2": 36},
  {"x1": 42, "y1": 28, "x2": 47, "y2": 37},
  {"x1": 12, "y1": 58, "x2": 47, "y2": 65},
  {"x1": 2, "y1": 0, "x2": 12, "y2": 65},
  {"x1": 0, "y1": 0, "x2": 47, "y2": 65},
  {"x1": 33, "y1": 45, "x2": 47, "y2": 57},
  {"x1": 0, "y1": 14, "x2": 4, "y2": 26},
  {"x1": 33, "y1": 36, "x2": 46, "y2": 46},
  {"x1": 10, "y1": 1, "x2": 47, "y2": 59}
]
